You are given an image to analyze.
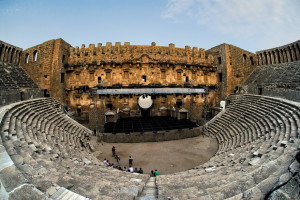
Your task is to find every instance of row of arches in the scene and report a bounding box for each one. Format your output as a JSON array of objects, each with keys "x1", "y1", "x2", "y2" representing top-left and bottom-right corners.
[
  {"x1": 24, "y1": 50, "x2": 38, "y2": 64},
  {"x1": 0, "y1": 42, "x2": 22, "y2": 65},
  {"x1": 257, "y1": 42, "x2": 300, "y2": 65}
]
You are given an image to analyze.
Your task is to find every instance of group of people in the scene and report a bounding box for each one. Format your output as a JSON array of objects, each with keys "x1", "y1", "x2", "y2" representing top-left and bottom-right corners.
[
  {"x1": 102, "y1": 146, "x2": 159, "y2": 176},
  {"x1": 150, "y1": 169, "x2": 159, "y2": 177}
]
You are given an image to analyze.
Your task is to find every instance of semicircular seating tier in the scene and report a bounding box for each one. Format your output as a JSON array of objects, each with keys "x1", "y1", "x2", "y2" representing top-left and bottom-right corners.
[
  {"x1": 0, "y1": 98, "x2": 148, "y2": 200},
  {"x1": 156, "y1": 94, "x2": 300, "y2": 200},
  {"x1": 1, "y1": 94, "x2": 300, "y2": 199}
]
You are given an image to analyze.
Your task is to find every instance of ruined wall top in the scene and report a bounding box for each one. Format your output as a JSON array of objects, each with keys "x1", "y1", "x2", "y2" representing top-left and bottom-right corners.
[
  {"x1": 256, "y1": 40, "x2": 300, "y2": 54},
  {"x1": 68, "y1": 42, "x2": 214, "y2": 66},
  {"x1": 0, "y1": 40, "x2": 23, "y2": 65},
  {"x1": 256, "y1": 40, "x2": 300, "y2": 65}
]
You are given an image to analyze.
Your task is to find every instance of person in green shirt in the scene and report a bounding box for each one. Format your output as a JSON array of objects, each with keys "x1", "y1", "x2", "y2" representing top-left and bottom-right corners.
[{"x1": 154, "y1": 169, "x2": 159, "y2": 176}]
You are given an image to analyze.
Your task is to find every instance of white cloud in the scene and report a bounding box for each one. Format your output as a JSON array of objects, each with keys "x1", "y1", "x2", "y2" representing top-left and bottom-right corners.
[{"x1": 162, "y1": 0, "x2": 300, "y2": 49}]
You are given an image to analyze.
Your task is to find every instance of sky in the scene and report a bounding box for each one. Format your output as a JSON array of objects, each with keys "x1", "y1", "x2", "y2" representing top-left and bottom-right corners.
[{"x1": 0, "y1": 0, "x2": 299, "y2": 53}]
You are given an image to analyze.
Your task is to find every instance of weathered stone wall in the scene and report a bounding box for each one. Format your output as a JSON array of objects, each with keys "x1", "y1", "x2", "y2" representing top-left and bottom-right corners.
[
  {"x1": 241, "y1": 60, "x2": 300, "y2": 101},
  {"x1": 0, "y1": 41, "x2": 43, "y2": 107},
  {"x1": 21, "y1": 39, "x2": 71, "y2": 103},
  {"x1": 66, "y1": 42, "x2": 218, "y2": 123},
  {"x1": 0, "y1": 88, "x2": 43, "y2": 107},
  {"x1": 257, "y1": 40, "x2": 300, "y2": 65},
  {"x1": 207, "y1": 44, "x2": 257, "y2": 100}
]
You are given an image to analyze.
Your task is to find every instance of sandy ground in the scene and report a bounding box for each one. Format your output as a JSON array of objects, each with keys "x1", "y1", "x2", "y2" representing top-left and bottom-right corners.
[{"x1": 92, "y1": 136, "x2": 218, "y2": 175}]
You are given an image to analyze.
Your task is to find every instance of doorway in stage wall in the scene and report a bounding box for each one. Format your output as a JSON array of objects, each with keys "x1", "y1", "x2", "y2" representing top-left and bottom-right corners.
[{"x1": 141, "y1": 108, "x2": 150, "y2": 117}]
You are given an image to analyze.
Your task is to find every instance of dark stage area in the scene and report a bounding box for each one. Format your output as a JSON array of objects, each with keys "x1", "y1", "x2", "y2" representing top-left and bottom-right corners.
[{"x1": 104, "y1": 116, "x2": 198, "y2": 134}]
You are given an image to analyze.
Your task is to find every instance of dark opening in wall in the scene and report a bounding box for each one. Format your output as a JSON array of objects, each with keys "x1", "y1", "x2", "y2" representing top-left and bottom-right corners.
[
  {"x1": 218, "y1": 57, "x2": 222, "y2": 64},
  {"x1": 186, "y1": 76, "x2": 189, "y2": 83},
  {"x1": 77, "y1": 108, "x2": 81, "y2": 116},
  {"x1": 106, "y1": 103, "x2": 113, "y2": 110},
  {"x1": 0, "y1": 45, "x2": 3, "y2": 59},
  {"x1": 25, "y1": 53, "x2": 30, "y2": 64},
  {"x1": 62, "y1": 55, "x2": 65, "y2": 63},
  {"x1": 218, "y1": 73, "x2": 223, "y2": 82},
  {"x1": 234, "y1": 86, "x2": 239, "y2": 94},
  {"x1": 250, "y1": 56, "x2": 254, "y2": 65},
  {"x1": 61, "y1": 73, "x2": 65, "y2": 83},
  {"x1": 20, "y1": 92, "x2": 24, "y2": 101},
  {"x1": 44, "y1": 90, "x2": 50, "y2": 97},
  {"x1": 176, "y1": 100, "x2": 182, "y2": 108},
  {"x1": 243, "y1": 54, "x2": 247, "y2": 63},
  {"x1": 142, "y1": 75, "x2": 147, "y2": 82},
  {"x1": 258, "y1": 88, "x2": 263, "y2": 95},
  {"x1": 33, "y1": 50, "x2": 38, "y2": 61},
  {"x1": 98, "y1": 76, "x2": 102, "y2": 83}
]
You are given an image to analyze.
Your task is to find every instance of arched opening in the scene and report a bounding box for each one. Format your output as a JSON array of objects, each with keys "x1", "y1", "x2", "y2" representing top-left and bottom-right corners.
[
  {"x1": 242, "y1": 54, "x2": 247, "y2": 63},
  {"x1": 142, "y1": 75, "x2": 147, "y2": 82},
  {"x1": 250, "y1": 56, "x2": 254, "y2": 65},
  {"x1": 25, "y1": 53, "x2": 30, "y2": 64},
  {"x1": 0, "y1": 45, "x2": 3, "y2": 61},
  {"x1": 10, "y1": 48, "x2": 15, "y2": 63},
  {"x1": 33, "y1": 50, "x2": 38, "y2": 61},
  {"x1": 185, "y1": 76, "x2": 189, "y2": 83}
]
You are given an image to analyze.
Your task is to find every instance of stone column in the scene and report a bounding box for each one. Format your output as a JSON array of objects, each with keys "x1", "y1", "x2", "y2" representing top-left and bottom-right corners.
[
  {"x1": 295, "y1": 44, "x2": 300, "y2": 61},
  {"x1": 287, "y1": 47, "x2": 292, "y2": 62},
  {"x1": 291, "y1": 46, "x2": 297, "y2": 61},
  {"x1": 275, "y1": 50, "x2": 280, "y2": 64},
  {"x1": 0, "y1": 45, "x2": 4, "y2": 62},
  {"x1": 3, "y1": 47, "x2": 8, "y2": 62},
  {"x1": 282, "y1": 50, "x2": 287, "y2": 63},
  {"x1": 270, "y1": 52, "x2": 274, "y2": 64},
  {"x1": 279, "y1": 50, "x2": 284, "y2": 63}
]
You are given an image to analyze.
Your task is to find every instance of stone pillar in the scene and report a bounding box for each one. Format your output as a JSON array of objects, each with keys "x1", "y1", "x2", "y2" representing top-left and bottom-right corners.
[
  {"x1": 279, "y1": 50, "x2": 284, "y2": 63},
  {"x1": 291, "y1": 46, "x2": 297, "y2": 61},
  {"x1": 0, "y1": 45, "x2": 4, "y2": 62},
  {"x1": 295, "y1": 44, "x2": 300, "y2": 61},
  {"x1": 282, "y1": 50, "x2": 286, "y2": 63},
  {"x1": 287, "y1": 47, "x2": 292, "y2": 62},
  {"x1": 270, "y1": 52, "x2": 274, "y2": 64},
  {"x1": 12, "y1": 49, "x2": 16, "y2": 64},
  {"x1": 276, "y1": 50, "x2": 280, "y2": 64},
  {"x1": 4, "y1": 47, "x2": 8, "y2": 62}
]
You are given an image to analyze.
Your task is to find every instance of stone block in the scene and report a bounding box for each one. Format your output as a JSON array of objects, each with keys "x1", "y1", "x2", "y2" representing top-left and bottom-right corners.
[
  {"x1": 8, "y1": 184, "x2": 48, "y2": 200},
  {"x1": 0, "y1": 165, "x2": 26, "y2": 192}
]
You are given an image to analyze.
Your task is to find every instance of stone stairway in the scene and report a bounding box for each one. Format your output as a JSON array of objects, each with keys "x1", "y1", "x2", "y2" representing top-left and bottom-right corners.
[{"x1": 136, "y1": 177, "x2": 158, "y2": 200}]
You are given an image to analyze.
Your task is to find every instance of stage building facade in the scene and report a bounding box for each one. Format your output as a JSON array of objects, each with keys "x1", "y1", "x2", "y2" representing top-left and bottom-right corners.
[{"x1": 18, "y1": 39, "x2": 257, "y2": 132}]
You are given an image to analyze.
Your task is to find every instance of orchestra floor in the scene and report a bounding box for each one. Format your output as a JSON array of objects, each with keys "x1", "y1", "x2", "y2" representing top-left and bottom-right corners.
[{"x1": 92, "y1": 135, "x2": 218, "y2": 175}]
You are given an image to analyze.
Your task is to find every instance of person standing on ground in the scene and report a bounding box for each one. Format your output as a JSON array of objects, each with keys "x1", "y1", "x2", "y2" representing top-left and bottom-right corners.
[
  {"x1": 112, "y1": 146, "x2": 116, "y2": 157},
  {"x1": 129, "y1": 156, "x2": 133, "y2": 166},
  {"x1": 154, "y1": 169, "x2": 159, "y2": 176}
]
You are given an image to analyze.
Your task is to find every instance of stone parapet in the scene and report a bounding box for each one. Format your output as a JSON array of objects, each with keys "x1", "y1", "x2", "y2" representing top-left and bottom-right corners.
[
  {"x1": 256, "y1": 40, "x2": 300, "y2": 65},
  {"x1": 68, "y1": 42, "x2": 214, "y2": 66}
]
